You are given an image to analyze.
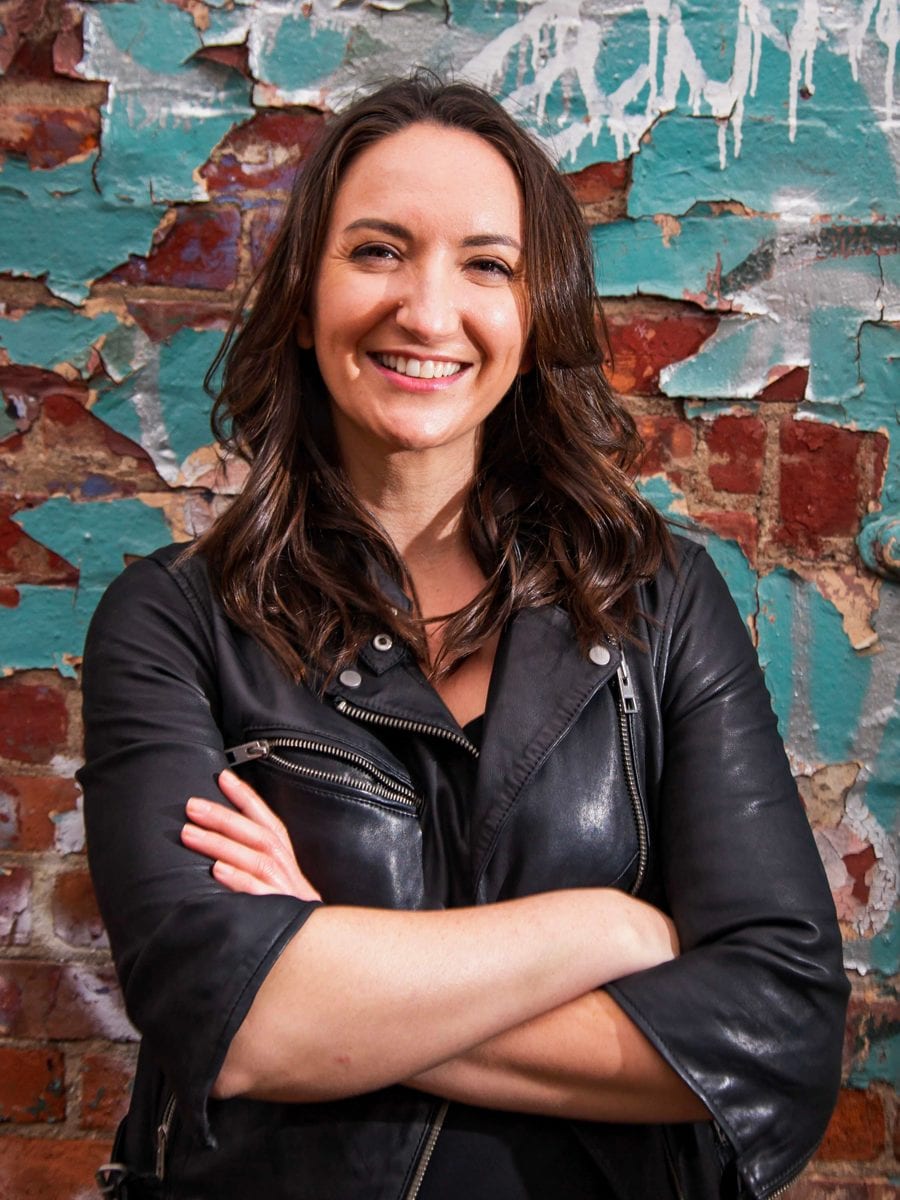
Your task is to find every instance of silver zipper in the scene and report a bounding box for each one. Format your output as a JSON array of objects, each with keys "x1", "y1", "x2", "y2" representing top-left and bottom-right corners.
[
  {"x1": 402, "y1": 1100, "x2": 449, "y2": 1200},
  {"x1": 226, "y1": 736, "x2": 420, "y2": 811},
  {"x1": 155, "y1": 1091, "x2": 177, "y2": 1180},
  {"x1": 333, "y1": 699, "x2": 480, "y2": 758},
  {"x1": 615, "y1": 650, "x2": 648, "y2": 895}
]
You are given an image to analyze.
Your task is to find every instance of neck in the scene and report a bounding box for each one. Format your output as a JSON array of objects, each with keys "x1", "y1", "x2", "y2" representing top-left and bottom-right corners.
[{"x1": 341, "y1": 442, "x2": 485, "y2": 620}]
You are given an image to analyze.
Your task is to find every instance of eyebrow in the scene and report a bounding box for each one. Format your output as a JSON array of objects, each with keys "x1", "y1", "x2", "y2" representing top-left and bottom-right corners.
[{"x1": 343, "y1": 219, "x2": 522, "y2": 253}]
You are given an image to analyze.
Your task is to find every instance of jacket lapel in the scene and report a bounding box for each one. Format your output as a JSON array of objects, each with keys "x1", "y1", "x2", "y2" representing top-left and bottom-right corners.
[{"x1": 470, "y1": 606, "x2": 620, "y2": 896}]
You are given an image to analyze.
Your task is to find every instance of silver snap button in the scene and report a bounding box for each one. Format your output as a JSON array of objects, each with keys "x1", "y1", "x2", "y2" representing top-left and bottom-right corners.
[
  {"x1": 588, "y1": 644, "x2": 611, "y2": 666},
  {"x1": 339, "y1": 668, "x2": 362, "y2": 688},
  {"x1": 372, "y1": 633, "x2": 393, "y2": 652}
]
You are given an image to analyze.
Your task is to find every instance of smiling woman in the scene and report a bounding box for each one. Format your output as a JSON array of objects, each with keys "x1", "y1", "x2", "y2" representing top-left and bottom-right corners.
[
  {"x1": 79, "y1": 73, "x2": 848, "y2": 1200},
  {"x1": 298, "y1": 124, "x2": 529, "y2": 467}
]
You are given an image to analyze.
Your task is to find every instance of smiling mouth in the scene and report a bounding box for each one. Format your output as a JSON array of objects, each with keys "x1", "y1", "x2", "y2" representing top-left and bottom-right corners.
[{"x1": 373, "y1": 353, "x2": 464, "y2": 380}]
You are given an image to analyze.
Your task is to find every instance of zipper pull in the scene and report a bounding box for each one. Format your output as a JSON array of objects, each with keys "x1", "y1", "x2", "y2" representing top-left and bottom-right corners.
[
  {"x1": 616, "y1": 652, "x2": 638, "y2": 714},
  {"x1": 224, "y1": 739, "x2": 270, "y2": 766}
]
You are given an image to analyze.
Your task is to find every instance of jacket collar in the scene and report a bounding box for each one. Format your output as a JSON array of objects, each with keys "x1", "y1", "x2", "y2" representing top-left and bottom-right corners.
[{"x1": 326, "y1": 603, "x2": 621, "y2": 889}]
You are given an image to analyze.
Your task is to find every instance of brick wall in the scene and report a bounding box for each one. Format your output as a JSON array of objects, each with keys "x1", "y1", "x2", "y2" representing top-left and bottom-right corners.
[{"x1": 0, "y1": 1, "x2": 897, "y2": 1196}]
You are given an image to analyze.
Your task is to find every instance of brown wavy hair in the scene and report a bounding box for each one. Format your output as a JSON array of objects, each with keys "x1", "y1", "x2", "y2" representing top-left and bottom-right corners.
[{"x1": 194, "y1": 73, "x2": 671, "y2": 682}]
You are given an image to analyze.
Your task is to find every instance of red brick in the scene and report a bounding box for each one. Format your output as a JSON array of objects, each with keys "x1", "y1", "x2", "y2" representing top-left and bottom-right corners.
[
  {"x1": 247, "y1": 202, "x2": 285, "y2": 272},
  {"x1": 0, "y1": 864, "x2": 32, "y2": 944},
  {"x1": 52, "y1": 868, "x2": 107, "y2": 948},
  {"x1": 0, "y1": 961, "x2": 135, "y2": 1041},
  {"x1": 785, "y1": 1179, "x2": 895, "y2": 1199},
  {"x1": 0, "y1": 678, "x2": 68, "y2": 763},
  {"x1": 705, "y1": 414, "x2": 766, "y2": 493},
  {"x1": 604, "y1": 302, "x2": 719, "y2": 395},
  {"x1": 52, "y1": 5, "x2": 85, "y2": 78},
  {"x1": 0, "y1": 1046, "x2": 65, "y2": 1123},
  {"x1": 818, "y1": 1088, "x2": 885, "y2": 1161},
  {"x1": 0, "y1": 100, "x2": 100, "y2": 169},
  {"x1": 194, "y1": 41, "x2": 251, "y2": 77},
  {"x1": 777, "y1": 419, "x2": 874, "y2": 550},
  {"x1": 103, "y1": 205, "x2": 241, "y2": 291},
  {"x1": 125, "y1": 298, "x2": 234, "y2": 343},
  {"x1": 200, "y1": 108, "x2": 324, "y2": 197},
  {"x1": 635, "y1": 413, "x2": 695, "y2": 485},
  {"x1": 35, "y1": 391, "x2": 163, "y2": 496},
  {"x1": 0, "y1": 366, "x2": 88, "y2": 436},
  {"x1": 0, "y1": 773, "x2": 80, "y2": 851},
  {"x1": 564, "y1": 160, "x2": 630, "y2": 221},
  {"x1": 80, "y1": 1049, "x2": 136, "y2": 1131},
  {"x1": 756, "y1": 365, "x2": 809, "y2": 401},
  {"x1": 0, "y1": 1135, "x2": 113, "y2": 1200},
  {"x1": 691, "y1": 510, "x2": 759, "y2": 564},
  {"x1": 0, "y1": 0, "x2": 47, "y2": 75}
]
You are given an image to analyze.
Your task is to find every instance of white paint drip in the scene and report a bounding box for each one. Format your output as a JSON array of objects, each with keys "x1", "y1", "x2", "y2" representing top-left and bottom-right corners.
[{"x1": 451, "y1": 0, "x2": 893, "y2": 165}]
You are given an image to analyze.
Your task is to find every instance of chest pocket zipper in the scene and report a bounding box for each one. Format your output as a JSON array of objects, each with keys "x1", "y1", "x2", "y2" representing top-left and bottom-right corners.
[{"x1": 225, "y1": 736, "x2": 420, "y2": 812}]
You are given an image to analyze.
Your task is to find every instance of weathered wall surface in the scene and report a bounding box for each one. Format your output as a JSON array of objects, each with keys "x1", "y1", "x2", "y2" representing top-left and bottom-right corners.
[{"x1": 0, "y1": 0, "x2": 897, "y2": 1195}]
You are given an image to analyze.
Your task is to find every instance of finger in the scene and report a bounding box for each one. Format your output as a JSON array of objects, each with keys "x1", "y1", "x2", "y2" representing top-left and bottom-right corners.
[
  {"x1": 181, "y1": 821, "x2": 288, "y2": 884},
  {"x1": 185, "y1": 796, "x2": 284, "y2": 854},
  {"x1": 217, "y1": 770, "x2": 288, "y2": 836},
  {"x1": 211, "y1": 859, "x2": 282, "y2": 897}
]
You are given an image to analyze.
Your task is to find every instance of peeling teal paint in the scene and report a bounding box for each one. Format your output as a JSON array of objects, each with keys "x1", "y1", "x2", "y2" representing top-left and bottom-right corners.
[
  {"x1": 0, "y1": 308, "x2": 118, "y2": 373},
  {"x1": 662, "y1": 317, "x2": 760, "y2": 398},
  {"x1": 807, "y1": 588, "x2": 873, "y2": 762},
  {"x1": 82, "y1": 0, "x2": 254, "y2": 203},
  {"x1": 699, "y1": 533, "x2": 758, "y2": 629},
  {"x1": 630, "y1": 50, "x2": 898, "y2": 220},
  {"x1": 0, "y1": 498, "x2": 171, "y2": 674},
  {"x1": 0, "y1": 156, "x2": 159, "y2": 303},
  {"x1": 157, "y1": 328, "x2": 224, "y2": 463},
  {"x1": 256, "y1": 10, "x2": 348, "y2": 86},
  {"x1": 592, "y1": 216, "x2": 775, "y2": 300},
  {"x1": 635, "y1": 473, "x2": 684, "y2": 516},
  {"x1": 848, "y1": 1006, "x2": 900, "y2": 1089},
  {"x1": 13, "y1": 497, "x2": 170, "y2": 589},
  {"x1": 756, "y1": 570, "x2": 796, "y2": 740},
  {"x1": 92, "y1": 327, "x2": 224, "y2": 474}
]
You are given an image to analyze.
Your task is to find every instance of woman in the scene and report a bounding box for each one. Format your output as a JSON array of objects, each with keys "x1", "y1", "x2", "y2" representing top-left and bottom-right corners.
[{"x1": 81, "y1": 75, "x2": 848, "y2": 1200}]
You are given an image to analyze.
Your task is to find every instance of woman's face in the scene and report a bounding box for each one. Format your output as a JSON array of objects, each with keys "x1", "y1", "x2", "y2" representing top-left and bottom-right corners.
[{"x1": 299, "y1": 122, "x2": 530, "y2": 468}]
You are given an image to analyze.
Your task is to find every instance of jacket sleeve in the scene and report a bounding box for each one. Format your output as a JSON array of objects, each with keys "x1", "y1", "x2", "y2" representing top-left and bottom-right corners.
[
  {"x1": 606, "y1": 546, "x2": 849, "y2": 1200},
  {"x1": 78, "y1": 554, "x2": 320, "y2": 1144}
]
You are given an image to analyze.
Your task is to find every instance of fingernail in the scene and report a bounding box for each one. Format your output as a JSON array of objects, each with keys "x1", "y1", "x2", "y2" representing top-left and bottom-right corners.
[
  {"x1": 186, "y1": 797, "x2": 209, "y2": 814},
  {"x1": 213, "y1": 860, "x2": 233, "y2": 878}
]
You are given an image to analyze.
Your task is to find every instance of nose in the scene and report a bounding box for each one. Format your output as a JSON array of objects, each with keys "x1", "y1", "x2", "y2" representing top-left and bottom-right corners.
[{"x1": 393, "y1": 260, "x2": 461, "y2": 343}]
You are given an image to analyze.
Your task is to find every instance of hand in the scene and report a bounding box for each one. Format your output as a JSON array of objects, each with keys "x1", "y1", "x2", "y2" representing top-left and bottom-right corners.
[{"x1": 181, "y1": 768, "x2": 322, "y2": 902}]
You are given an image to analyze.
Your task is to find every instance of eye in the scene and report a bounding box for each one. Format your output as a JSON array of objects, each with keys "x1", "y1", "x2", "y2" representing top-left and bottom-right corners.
[
  {"x1": 467, "y1": 257, "x2": 515, "y2": 280},
  {"x1": 349, "y1": 242, "x2": 400, "y2": 265}
]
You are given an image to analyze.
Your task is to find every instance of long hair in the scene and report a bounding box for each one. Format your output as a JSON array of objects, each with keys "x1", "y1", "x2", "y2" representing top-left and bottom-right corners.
[{"x1": 193, "y1": 73, "x2": 671, "y2": 681}]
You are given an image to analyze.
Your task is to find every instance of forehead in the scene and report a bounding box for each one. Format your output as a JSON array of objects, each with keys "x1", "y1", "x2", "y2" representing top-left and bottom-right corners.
[{"x1": 327, "y1": 123, "x2": 524, "y2": 238}]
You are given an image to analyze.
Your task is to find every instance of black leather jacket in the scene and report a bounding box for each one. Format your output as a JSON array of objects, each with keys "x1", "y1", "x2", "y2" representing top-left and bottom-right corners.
[{"x1": 80, "y1": 536, "x2": 848, "y2": 1200}]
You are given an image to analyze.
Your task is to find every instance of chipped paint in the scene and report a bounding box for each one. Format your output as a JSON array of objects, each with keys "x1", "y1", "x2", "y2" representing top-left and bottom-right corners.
[
  {"x1": 0, "y1": 309, "x2": 118, "y2": 375},
  {"x1": 80, "y1": 0, "x2": 255, "y2": 203},
  {"x1": 91, "y1": 326, "x2": 225, "y2": 482},
  {"x1": 0, "y1": 156, "x2": 159, "y2": 303},
  {"x1": 0, "y1": 498, "x2": 170, "y2": 675}
]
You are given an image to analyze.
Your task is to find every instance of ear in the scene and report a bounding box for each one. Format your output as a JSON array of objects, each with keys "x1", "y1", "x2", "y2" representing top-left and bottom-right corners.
[{"x1": 296, "y1": 314, "x2": 314, "y2": 350}]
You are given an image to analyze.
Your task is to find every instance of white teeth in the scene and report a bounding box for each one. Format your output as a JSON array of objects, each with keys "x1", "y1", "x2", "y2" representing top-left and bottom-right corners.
[{"x1": 376, "y1": 354, "x2": 462, "y2": 380}]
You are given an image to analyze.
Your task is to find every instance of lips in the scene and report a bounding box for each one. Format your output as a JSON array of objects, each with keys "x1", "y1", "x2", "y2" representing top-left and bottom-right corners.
[{"x1": 373, "y1": 352, "x2": 464, "y2": 380}]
